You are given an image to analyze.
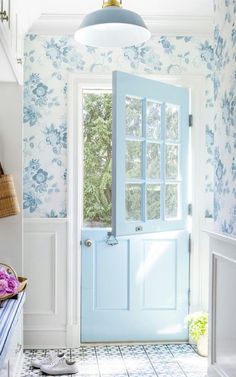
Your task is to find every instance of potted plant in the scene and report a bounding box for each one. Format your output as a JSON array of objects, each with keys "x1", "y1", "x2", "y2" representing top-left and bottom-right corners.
[{"x1": 185, "y1": 312, "x2": 208, "y2": 357}]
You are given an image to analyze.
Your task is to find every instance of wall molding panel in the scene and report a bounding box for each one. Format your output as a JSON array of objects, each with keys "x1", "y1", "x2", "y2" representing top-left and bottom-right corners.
[
  {"x1": 24, "y1": 231, "x2": 57, "y2": 316},
  {"x1": 207, "y1": 232, "x2": 236, "y2": 377},
  {"x1": 23, "y1": 219, "x2": 68, "y2": 348}
]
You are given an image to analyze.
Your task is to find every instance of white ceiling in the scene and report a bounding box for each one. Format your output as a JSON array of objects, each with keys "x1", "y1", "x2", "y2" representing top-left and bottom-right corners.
[
  {"x1": 40, "y1": 0, "x2": 213, "y2": 17},
  {"x1": 30, "y1": 0, "x2": 213, "y2": 35}
]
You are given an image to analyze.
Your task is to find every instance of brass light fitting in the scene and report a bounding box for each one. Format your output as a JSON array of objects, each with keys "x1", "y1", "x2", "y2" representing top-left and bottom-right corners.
[{"x1": 102, "y1": 0, "x2": 122, "y2": 8}]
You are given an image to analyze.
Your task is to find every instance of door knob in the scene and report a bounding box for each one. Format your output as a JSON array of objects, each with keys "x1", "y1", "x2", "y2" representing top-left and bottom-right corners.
[{"x1": 84, "y1": 239, "x2": 93, "y2": 247}]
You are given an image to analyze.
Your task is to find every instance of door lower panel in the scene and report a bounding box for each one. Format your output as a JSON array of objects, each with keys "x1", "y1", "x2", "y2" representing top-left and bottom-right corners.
[{"x1": 81, "y1": 229, "x2": 189, "y2": 342}]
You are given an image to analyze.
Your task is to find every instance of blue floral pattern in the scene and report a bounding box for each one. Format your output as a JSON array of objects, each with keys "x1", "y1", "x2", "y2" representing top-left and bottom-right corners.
[
  {"x1": 44, "y1": 123, "x2": 67, "y2": 155},
  {"x1": 44, "y1": 37, "x2": 85, "y2": 71},
  {"x1": 24, "y1": 73, "x2": 59, "y2": 127},
  {"x1": 23, "y1": 159, "x2": 60, "y2": 215},
  {"x1": 24, "y1": 34, "x2": 214, "y2": 217},
  {"x1": 214, "y1": 0, "x2": 236, "y2": 235},
  {"x1": 123, "y1": 44, "x2": 163, "y2": 71}
]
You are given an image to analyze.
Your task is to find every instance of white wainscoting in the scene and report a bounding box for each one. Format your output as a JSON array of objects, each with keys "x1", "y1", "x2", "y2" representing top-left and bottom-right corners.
[
  {"x1": 23, "y1": 219, "x2": 69, "y2": 348},
  {"x1": 208, "y1": 231, "x2": 236, "y2": 377}
]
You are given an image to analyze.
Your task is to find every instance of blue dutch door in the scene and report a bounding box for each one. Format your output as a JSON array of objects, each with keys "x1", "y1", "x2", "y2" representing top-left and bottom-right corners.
[{"x1": 82, "y1": 71, "x2": 189, "y2": 342}]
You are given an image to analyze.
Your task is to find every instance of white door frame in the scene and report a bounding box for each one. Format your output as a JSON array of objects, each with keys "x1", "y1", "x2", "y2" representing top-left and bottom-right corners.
[{"x1": 66, "y1": 72, "x2": 212, "y2": 347}]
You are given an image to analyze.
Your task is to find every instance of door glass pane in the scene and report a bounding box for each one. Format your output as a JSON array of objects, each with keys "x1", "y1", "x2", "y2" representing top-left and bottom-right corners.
[
  {"x1": 147, "y1": 143, "x2": 160, "y2": 179},
  {"x1": 166, "y1": 104, "x2": 179, "y2": 141},
  {"x1": 166, "y1": 144, "x2": 178, "y2": 179},
  {"x1": 147, "y1": 100, "x2": 161, "y2": 140},
  {"x1": 147, "y1": 185, "x2": 160, "y2": 220},
  {"x1": 126, "y1": 184, "x2": 142, "y2": 221},
  {"x1": 126, "y1": 141, "x2": 142, "y2": 178},
  {"x1": 165, "y1": 184, "x2": 178, "y2": 218},
  {"x1": 126, "y1": 96, "x2": 142, "y2": 137}
]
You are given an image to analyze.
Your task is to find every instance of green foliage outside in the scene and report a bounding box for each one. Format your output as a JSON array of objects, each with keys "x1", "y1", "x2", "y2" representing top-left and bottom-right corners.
[
  {"x1": 83, "y1": 93, "x2": 179, "y2": 226},
  {"x1": 185, "y1": 312, "x2": 208, "y2": 342},
  {"x1": 83, "y1": 92, "x2": 112, "y2": 227}
]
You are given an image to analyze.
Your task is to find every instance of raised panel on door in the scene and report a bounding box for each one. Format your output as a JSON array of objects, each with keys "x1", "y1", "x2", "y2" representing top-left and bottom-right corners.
[
  {"x1": 94, "y1": 240, "x2": 130, "y2": 310},
  {"x1": 141, "y1": 239, "x2": 177, "y2": 310}
]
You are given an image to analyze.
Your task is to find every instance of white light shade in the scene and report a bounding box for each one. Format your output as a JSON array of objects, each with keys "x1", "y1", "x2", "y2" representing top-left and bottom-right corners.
[{"x1": 74, "y1": 6, "x2": 151, "y2": 48}]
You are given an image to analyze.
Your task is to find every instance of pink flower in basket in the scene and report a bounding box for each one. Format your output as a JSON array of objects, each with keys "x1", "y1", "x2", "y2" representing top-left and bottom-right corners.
[
  {"x1": 0, "y1": 269, "x2": 19, "y2": 296},
  {"x1": 0, "y1": 278, "x2": 8, "y2": 295}
]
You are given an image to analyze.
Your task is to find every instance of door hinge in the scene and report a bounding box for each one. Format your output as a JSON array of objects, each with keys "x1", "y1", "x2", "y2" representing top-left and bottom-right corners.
[
  {"x1": 189, "y1": 114, "x2": 193, "y2": 127},
  {"x1": 188, "y1": 234, "x2": 191, "y2": 253},
  {"x1": 188, "y1": 288, "x2": 191, "y2": 306},
  {"x1": 188, "y1": 203, "x2": 192, "y2": 216}
]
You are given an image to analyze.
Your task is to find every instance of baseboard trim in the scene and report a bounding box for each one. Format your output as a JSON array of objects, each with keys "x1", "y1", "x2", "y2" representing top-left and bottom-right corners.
[
  {"x1": 208, "y1": 364, "x2": 228, "y2": 377},
  {"x1": 66, "y1": 324, "x2": 81, "y2": 348},
  {"x1": 16, "y1": 352, "x2": 24, "y2": 377},
  {"x1": 24, "y1": 328, "x2": 66, "y2": 349}
]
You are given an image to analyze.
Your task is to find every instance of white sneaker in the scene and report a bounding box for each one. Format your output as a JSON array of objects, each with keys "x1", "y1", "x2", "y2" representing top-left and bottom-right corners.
[
  {"x1": 31, "y1": 351, "x2": 65, "y2": 369},
  {"x1": 41, "y1": 357, "x2": 79, "y2": 375}
]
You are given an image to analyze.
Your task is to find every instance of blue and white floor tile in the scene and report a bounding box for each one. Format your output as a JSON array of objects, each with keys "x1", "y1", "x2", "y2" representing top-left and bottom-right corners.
[{"x1": 22, "y1": 344, "x2": 207, "y2": 377}]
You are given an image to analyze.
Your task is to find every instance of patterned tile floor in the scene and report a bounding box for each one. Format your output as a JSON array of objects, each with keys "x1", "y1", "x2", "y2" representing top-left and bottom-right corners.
[{"x1": 22, "y1": 344, "x2": 208, "y2": 377}]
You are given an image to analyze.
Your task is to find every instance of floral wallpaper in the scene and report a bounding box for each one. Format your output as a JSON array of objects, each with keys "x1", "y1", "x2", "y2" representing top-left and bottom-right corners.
[
  {"x1": 24, "y1": 34, "x2": 214, "y2": 218},
  {"x1": 213, "y1": 0, "x2": 236, "y2": 236}
]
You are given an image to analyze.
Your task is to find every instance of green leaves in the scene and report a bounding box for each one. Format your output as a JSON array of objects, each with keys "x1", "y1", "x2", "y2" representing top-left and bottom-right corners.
[
  {"x1": 83, "y1": 93, "x2": 112, "y2": 227},
  {"x1": 185, "y1": 312, "x2": 208, "y2": 342}
]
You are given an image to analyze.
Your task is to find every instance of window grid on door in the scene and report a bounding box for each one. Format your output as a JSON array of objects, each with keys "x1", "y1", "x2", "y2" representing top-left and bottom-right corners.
[{"x1": 125, "y1": 97, "x2": 181, "y2": 224}]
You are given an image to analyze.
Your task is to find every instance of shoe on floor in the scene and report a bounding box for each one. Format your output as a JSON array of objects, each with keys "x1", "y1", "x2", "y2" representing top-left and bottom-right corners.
[
  {"x1": 31, "y1": 351, "x2": 65, "y2": 369},
  {"x1": 41, "y1": 358, "x2": 79, "y2": 375}
]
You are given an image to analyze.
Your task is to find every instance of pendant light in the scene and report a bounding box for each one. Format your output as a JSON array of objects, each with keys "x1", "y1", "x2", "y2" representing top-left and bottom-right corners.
[{"x1": 74, "y1": 0, "x2": 151, "y2": 48}]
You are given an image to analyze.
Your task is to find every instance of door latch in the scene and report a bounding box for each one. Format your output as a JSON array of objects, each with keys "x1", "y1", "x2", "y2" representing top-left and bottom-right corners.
[{"x1": 106, "y1": 232, "x2": 118, "y2": 246}]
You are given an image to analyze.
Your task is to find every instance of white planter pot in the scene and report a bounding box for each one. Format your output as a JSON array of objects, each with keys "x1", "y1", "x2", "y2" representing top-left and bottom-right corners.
[{"x1": 197, "y1": 334, "x2": 208, "y2": 357}]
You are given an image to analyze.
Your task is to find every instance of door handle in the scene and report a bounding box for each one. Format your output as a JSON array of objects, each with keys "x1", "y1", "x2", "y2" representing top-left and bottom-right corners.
[
  {"x1": 84, "y1": 239, "x2": 93, "y2": 247},
  {"x1": 0, "y1": 10, "x2": 9, "y2": 22}
]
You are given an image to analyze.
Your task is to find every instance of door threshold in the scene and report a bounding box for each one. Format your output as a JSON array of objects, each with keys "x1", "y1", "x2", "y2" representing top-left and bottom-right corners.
[{"x1": 81, "y1": 340, "x2": 190, "y2": 346}]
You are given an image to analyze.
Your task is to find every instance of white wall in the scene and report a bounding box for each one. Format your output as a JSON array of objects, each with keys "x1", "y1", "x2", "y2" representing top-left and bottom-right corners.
[{"x1": 0, "y1": 83, "x2": 23, "y2": 273}]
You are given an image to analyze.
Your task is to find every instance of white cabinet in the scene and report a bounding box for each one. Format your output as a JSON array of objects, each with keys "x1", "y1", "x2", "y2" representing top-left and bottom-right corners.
[
  {"x1": 0, "y1": 0, "x2": 23, "y2": 83},
  {"x1": 0, "y1": 0, "x2": 10, "y2": 42},
  {"x1": 0, "y1": 0, "x2": 41, "y2": 84},
  {"x1": 0, "y1": 293, "x2": 25, "y2": 377},
  {"x1": 0, "y1": 312, "x2": 24, "y2": 377},
  {"x1": 8, "y1": 312, "x2": 24, "y2": 377}
]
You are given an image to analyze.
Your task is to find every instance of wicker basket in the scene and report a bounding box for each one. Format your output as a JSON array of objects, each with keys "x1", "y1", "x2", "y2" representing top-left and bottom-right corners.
[
  {"x1": 0, "y1": 263, "x2": 27, "y2": 302},
  {"x1": 0, "y1": 163, "x2": 20, "y2": 218}
]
